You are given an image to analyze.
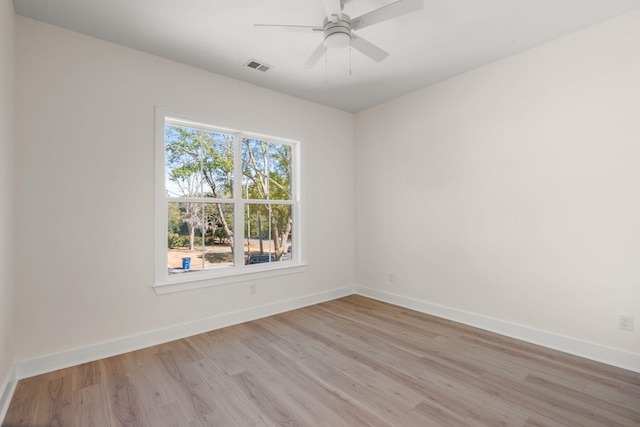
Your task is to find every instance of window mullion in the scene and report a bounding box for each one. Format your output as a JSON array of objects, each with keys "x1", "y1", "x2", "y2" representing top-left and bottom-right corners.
[
  {"x1": 233, "y1": 132, "x2": 245, "y2": 268},
  {"x1": 200, "y1": 202, "x2": 205, "y2": 271}
]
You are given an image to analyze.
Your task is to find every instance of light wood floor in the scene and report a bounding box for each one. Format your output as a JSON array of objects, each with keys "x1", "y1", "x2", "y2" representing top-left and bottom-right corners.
[{"x1": 4, "y1": 295, "x2": 640, "y2": 426}]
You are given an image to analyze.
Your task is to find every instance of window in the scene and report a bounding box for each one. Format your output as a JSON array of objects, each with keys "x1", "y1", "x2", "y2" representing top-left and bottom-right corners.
[{"x1": 154, "y1": 109, "x2": 303, "y2": 292}]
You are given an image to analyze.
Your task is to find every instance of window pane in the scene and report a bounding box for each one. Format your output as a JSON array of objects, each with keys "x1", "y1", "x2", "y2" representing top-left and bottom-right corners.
[
  {"x1": 203, "y1": 203, "x2": 234, "y2": 269},
  {"x1": 168, "y1": 202, "x2": 204, "y2": 274},
  {"x1": 201, "y1": 132, "x2": 234, "y2": 199},
  {"x1": 243, "y1": 203, "x2": 293, "y2": 265},
  {"x1": 165, "y1": 125, "x2": 234, "y2": 199},
  {"x1": 272, "y1": 204, "x2": 293, "y2": 261},
  {"x1": 242, "y1": 138, "x2": 292, "y2": 201},
  {"x1": 266, "y1": 142, "x2": 292, "y2": 200},
  {"x1": 168, "y1": 202, "x2": 234, "y2": 275}
]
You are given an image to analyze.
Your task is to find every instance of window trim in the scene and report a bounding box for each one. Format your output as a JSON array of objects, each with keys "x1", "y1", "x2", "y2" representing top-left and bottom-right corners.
[{"x1": 154, "y1": 107, "x2": 305, "y2": 294}]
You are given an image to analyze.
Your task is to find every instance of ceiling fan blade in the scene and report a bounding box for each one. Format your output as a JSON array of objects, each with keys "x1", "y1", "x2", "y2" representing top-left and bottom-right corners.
[
  {"x1": 254, "y1": 24, "x2": 323, "y2": 33},
  {"x1": 323, "y1": 0, "x2": 343, "y2": 21},
  {"x1": 303, "y1": 42, "x2": 327, "y2": 69},
  {"x1": 351, "y1": 34, "x2": 389, "y2": 62},
  {"x1": 352, "y1": 0, "x2": 423, "y2": 31}
]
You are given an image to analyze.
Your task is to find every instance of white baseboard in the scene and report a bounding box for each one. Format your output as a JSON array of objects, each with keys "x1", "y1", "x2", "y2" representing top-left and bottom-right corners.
[
  {"x1": 355, "y1": 286, "x2": 640, "y2": 373},
  {"x1": 9, "y1": 283, "x2": 639, "y2": 390},
  {"x1": 14, "y1": 286, "x2": 355, "y2": 380},
  {"x1": 0, "y1": 364, "x2": 17, "y2": 424}
]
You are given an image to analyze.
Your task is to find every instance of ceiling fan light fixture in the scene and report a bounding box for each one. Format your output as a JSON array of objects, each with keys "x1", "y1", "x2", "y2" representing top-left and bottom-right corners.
[
  {"x1": 323, "y1": 17, "x2": 351, "y2": 49},
  {"x1": 324, "y1": 31, "x2": 351, "y2": 49}
]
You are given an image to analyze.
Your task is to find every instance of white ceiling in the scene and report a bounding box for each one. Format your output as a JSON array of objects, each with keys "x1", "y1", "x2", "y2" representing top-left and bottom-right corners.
[{"x1": 13, "y1": 0, "x2": 640, "y2": 112}]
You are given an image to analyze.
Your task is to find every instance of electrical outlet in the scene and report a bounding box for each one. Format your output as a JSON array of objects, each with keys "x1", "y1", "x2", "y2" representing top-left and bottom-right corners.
[
  {"x1": 250, "y1": 283, "x2": 257, "y2": 295},
  {"x1": 619, "y1": 315, "x2": 634, "y2": 331}
]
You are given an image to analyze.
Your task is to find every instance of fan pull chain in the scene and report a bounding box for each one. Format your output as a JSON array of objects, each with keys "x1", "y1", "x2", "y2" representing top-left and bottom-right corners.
[
  {"x1": 325, "y1": 48, "x2": 328, "y2": 85},
  {"x1": 349, "y1": 43, "x2": 352, "y2": 76}
]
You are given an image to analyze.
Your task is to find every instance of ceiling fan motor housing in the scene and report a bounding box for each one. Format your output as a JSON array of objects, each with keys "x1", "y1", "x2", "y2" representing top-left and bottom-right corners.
[{"x1": 323, "y1": 15, "x2": 351, "y2": 49}]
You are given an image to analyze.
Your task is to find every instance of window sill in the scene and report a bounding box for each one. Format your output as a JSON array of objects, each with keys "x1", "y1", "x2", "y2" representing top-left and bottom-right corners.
[{"x1": 153, "y1": 262, "x2": 307, "y2": 295}]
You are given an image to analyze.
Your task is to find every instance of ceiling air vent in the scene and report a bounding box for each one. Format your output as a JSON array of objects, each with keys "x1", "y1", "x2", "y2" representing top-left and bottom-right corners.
[{"x1": 244, "y1": 59, "x2": 272, "y2": 72}]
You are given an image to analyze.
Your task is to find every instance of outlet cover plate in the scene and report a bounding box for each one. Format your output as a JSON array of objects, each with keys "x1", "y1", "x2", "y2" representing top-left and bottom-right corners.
[{"x1": 619, "y1": 315, "x2": 634, "y2": 331}]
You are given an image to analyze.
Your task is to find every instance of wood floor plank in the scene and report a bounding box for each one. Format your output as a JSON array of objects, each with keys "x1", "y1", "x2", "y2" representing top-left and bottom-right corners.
[
  {"x1": 72, "y1": 383, "x2": 113, "y2": 427},
  {"x1": 100, "y1": 355, "x2": 151, "y2": 427},
  {"x1": 154, "y1": 349, "x2": 225, "y2": 424},
  {"x1": 2, "y1": 379, "x2": 34, "y2": 426},
  {"x1": 45, "y1": 373, "x2": 74, "y2": 426},
  {"x1": 144, "y1": 401, "x2": 191, "y2": 427},
  {"x1": 190, "y1": 357, "x2": 280, "y2": 426},
  {"x1": 523, "y1": 374, "x2": 640, "y2": 426},
  {"x1": 241, "y1": 321, "x2": 393, "y2": 426},
  {"x1": 241, "y1": 323, "x2": 401, "y2": 426},
  {"x1": 3, "y1": 295, "x2": 640, "y2": 426},
  {"x1": 300, "y1": 309, "x2": 531, "y2": 424}
]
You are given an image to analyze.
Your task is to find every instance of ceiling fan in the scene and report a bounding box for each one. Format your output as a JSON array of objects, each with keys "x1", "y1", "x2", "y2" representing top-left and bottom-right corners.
[{"x1": 255, "y1": 0, "x2": 424, "y2": 69}]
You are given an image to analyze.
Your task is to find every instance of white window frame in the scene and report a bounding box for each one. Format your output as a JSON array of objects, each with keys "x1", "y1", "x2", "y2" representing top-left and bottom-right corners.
[{"x1": 154, "y1": 108, "x2": 305, "y2": 294}]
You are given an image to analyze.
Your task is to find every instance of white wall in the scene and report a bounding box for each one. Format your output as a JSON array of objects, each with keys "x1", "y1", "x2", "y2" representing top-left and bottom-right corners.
[
  {"x1": 0, "y1": 0, "x2": 16, "y2": 402},
  {"x1": 14, "y1": 17, "x2": 355, "y2": 363},
  {"x1": 10, "y1": 5, "x2": 639, "y2": 377},
  {"x1": 355, "y1": 9, "x2": 640, "y2": 358}
]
